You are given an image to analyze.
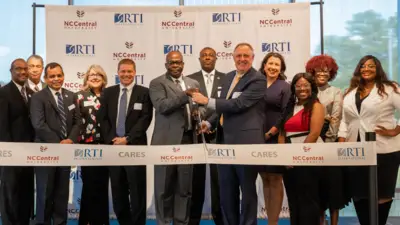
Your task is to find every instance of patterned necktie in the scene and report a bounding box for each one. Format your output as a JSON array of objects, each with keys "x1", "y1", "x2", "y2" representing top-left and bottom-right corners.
[
  {"x1": 21, "y1": 86, "x2": 28, "y2": 103},
  {"x1": 56, "y1": 92, "x2": 67, "y2": 139},
  {"x1": 220, "y1": 73, "x2": 243, "y2": 126},
  {"x1": 34, "y1": 85, "x2": 40, "y2": 92},
  {"x1": 205, "y1": 73, "x2": 213, "y2": 85},
  {"x1": 175, "y1": 80, "x2": 190, "y2": 130},
  {"x1": 116, "y1": 88, "x2": 127, "y2": 137}
]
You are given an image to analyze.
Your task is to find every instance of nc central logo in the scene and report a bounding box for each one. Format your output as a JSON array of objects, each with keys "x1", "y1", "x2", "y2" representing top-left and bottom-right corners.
[
  {"x1": 76, "y1": 10, "x2": 85, "y2": 18},
  {"x1": 262, "y1": 42, "x2": 291, "y2": 54},
  {"x1": 66, "y1": 44, "x2": 95, "y2": 55},
  {"x1": 212, "y1": 13, "x2": 241, "y2": 23},
  {"x1": 125, "y1": 41, "x2": 134, "y2": 49},
  {"x1": 76, "y1": 72, "x2": 85, "y2": 79},
  {"x1": 271, "y1": 8, "x2": 280, "y2": 16},
  {"x1": 174, "y1": 10, "x2": 182, "y2": 17},
  {"x1": 114, "y1": 13, "x2": 143, "y2": 24},
  {"x1": 163, "y1": 44, "x2": 193, "y2": 55},
  {"x1": 223, "y1": 40, "x2": 232, "y2": 48}
]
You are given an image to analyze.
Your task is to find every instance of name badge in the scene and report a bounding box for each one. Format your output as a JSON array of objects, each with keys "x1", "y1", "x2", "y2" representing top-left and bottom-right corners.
[
  {"x1": 232, "y1": 92, "x2": 242, "y2": 99},
  {"x1": 134, "y1": 103, "x2": 143, "y2": 110},
  {"x1": 68, "y1": 104, "x2": 76, "y2": 111},
  {"x1": 217, "y1": 91, "x2": 221, "y2": 98},
  {"x1": 83, "y1": 101, "x2": 95, "y2": 107}
]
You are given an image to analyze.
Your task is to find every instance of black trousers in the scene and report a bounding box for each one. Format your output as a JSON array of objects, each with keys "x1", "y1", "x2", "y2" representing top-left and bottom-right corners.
[
  {"x1": 189, "y1": 164, "x2": 223, "y2": 225},
  {"x1": 283, "y1": 166, "x2": 322, "y2": 225},
  {"x1": 78, "y1": 166, "x2": 110, "y2": 225},
  {"x1": 109, "y1": 165, "x2": 146, "y2": 225},
  {"x1": 0, "y1": 166, "x2": 34, "y2": 225},
  {"x1": 35, "y1": 166, "x2": 71, "y2": 225}
]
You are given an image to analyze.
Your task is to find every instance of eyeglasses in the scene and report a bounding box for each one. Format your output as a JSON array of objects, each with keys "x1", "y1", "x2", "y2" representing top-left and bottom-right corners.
[
  {"x1": 167, "y1": 61, "x2": 183, "y2": 65},
  {"x1": 13, "y1": 67, "x2": 28, "y2": 72},
  {"x1": 295, "y1": 84, "x2": 311, "y2": 90},
  {"x1": 315, "y1": 72, "x2": 330, "y2": 78}
]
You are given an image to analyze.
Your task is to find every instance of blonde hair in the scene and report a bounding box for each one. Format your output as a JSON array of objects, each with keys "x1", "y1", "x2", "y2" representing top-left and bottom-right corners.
[{"x1": 82, "y1": 64, "x2": 108, "y2": 91}]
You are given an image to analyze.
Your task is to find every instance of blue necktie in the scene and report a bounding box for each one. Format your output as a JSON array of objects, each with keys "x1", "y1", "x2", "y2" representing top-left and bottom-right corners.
[
  {"x1": 56, "y1": 92, "x2": 67, "y2": 139},
  {"x1": 116, "y1": 88, "x2": 127, "y2": 137}
]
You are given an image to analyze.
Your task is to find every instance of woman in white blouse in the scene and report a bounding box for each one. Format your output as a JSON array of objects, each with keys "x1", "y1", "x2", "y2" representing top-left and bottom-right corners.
[{"x1": 338, "y1": 55, "x2": 400, "y2": 225}]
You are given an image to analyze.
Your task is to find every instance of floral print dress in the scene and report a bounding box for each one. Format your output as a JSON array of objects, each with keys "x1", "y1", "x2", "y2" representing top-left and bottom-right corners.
[{"x1": 76, "y1": 89, "x2": 102, "y2": 143}]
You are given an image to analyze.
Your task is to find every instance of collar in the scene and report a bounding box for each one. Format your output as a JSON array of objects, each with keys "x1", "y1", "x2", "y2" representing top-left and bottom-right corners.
[
  {"x1": 12, "y1": 80, "x2": 23, "y2": 92},
  {"x1": 318, "y1": 84, "x2": 330, "y2": 91},
  {"x1": 28, "y1": 78, "x2": 41, "y2": 88},
  {"x1": 119, "y1": 81, "x2": 135, "y2": 91},
  {"x1": 48, "y1": 86, "x2": 63, "y2": 96},
  {"x1": 201, "y1": 69, "x2": 216, "y2": 76},
  {"x1": 170, "y1": 74, "x2": 184, "y2": 83}
]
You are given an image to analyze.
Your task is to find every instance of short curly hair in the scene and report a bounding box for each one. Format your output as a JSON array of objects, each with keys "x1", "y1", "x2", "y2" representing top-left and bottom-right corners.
[{"x1": 305, "y1": 55, "x2": 339, "y2": 82}]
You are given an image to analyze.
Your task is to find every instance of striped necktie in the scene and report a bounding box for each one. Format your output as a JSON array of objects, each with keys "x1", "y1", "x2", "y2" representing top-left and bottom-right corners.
[{"x1": 56, "y1": 92, "x2": 67, "y2": 139}]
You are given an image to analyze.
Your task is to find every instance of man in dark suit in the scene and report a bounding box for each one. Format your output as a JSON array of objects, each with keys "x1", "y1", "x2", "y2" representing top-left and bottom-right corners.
[
  {"x1": 187, "y1": 47, "x2": 225, "y2": 225},
  {"x1": 26, "y1": 54, "x2": 47, "y2": 225},
  {"x1": 149, "y1": 51, "x2": 203, "y2": 225},
  {"x1": 0, "y1": 58, "x2": 35, "y2": 225},
  {"x1": 99, "y1": 58, "x2": 153, "y2": 225},
  {"x1": 192, "y1": 43, "x2": 266, "y2": 225},
  {"x1": 30, "y1": 62, "x2": 81, "y2": 225}
]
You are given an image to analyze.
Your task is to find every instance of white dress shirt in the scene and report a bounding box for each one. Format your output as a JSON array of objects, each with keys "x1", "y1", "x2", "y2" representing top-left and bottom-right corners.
[
  {"x1": 48, "y1": 87, "x2": 63, "y2": 104},
  {"x1": 117, "y1": 81, "x2": 135, "y2": 125},
  {"x1": 28, "y1": 79, "x2": 43, "y2": 92},
  {"x1": 338, "y1": 84, "x2": 400, "y2": 154},
  {"x1": 202, "y1": 69, "x2": 215, "y2": 97},
  {"x1": 172, "y1": 75, "x2": 192, "y2": 130}
]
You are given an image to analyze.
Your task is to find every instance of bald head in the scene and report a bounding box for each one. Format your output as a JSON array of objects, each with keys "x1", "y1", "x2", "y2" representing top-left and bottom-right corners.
[{"x1": 165, "y1": 51, "x2": 184, "y2": 78}]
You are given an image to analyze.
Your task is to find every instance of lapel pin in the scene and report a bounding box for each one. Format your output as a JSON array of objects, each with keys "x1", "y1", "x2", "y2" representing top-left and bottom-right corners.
[
  {"x1": 65, "y1": 94, "x2": 68, "y2": 98},
  {"x1": 217, "y1": 77, "x2": 220, "y2": 79}
]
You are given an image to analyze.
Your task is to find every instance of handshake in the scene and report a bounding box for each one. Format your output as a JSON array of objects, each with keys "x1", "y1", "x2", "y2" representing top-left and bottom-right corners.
[{"x1": 185, "y1": 88, "x2": 209, "y2": 105}]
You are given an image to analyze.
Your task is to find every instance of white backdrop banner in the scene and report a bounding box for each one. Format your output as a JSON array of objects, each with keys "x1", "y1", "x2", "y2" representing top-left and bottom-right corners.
[{"x1": 45, "y1": 3, "x2": 310, "y2": 219}]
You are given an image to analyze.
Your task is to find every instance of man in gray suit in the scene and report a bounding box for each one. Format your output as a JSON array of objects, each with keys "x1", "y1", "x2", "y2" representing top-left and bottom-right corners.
[
  {"x1": 192, "y1": 43, "x2": 266, "y2": 225},
  {"x1": 149, "y1": 51, "x2": 202, "y2": 225},
  {"x1": 26, "y1": 54, "x2": 47, "y2": 225},
  {"x1": 30, "y1": 62, "x2": 81, "y2": 225}
]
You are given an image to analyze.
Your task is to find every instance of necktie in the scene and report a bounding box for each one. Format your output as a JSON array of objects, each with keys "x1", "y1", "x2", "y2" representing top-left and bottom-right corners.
[
  {"x1": 34, "y1": 85, "x2": 40, "y2": 92},
  {"x1": 116, "y1": 88, "x2": 127, "y2": 137},
  {"x1": 205, "y1": 73, "x2": 213, "y2": 85},
  {"x1": 175, "y1": 80, "x2": 190, "y2": 131},
  {"x1": 220, "y1": 74, "x2": 242, "y2": 126},
  {"x1": 56, "y1": 92, "x2": 67, "y2": 139},
  {"x1": 21, "y1": 87, "x2": 28, "y2": 103}
]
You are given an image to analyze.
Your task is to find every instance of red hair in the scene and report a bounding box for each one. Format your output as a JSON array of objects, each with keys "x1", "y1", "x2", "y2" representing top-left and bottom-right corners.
[{"x1": 305, "y1": 55, "x2": 339, "y2": 81}]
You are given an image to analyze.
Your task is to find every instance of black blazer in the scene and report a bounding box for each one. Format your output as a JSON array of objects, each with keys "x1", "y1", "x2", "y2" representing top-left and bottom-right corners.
[
  {"x1": 99, "y1": 84, "x2": 153, "y2": 145},
  {"x1": 30, "y1": 87, "x2": 81, "y2": 143},
  {"x1": 0, "y1": 81, "x2": 35, "y2": 142},
  {"x1": 187, "y1": 70, "x2": 226, "y2": 120}
]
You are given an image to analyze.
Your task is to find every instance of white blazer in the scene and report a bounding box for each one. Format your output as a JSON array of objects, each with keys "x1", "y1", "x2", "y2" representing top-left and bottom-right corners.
[{"x1": 338, "y1": 84, "x2": 400, "y2": 154}]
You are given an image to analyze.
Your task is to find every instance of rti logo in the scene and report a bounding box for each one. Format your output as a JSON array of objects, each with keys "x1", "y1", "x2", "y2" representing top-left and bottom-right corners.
[
  {"x1": 74, "y1": 148, "x2": 103, "y2": 160},
  {"x1": 216, "y1": 41, "x2": 234, "y2": 60},
  {"x1": 212, "y1": 12, "x2": 241, "y2": 24},
  {"x1": 63, "y1": 10, "x2": 97, "y2": 30},
  {"x1": 115, "y1": 74, "x2": 145, "y2": 85},
  {"x1": 66, "y1": 44, "x2": 95, "y2": 56},
  {"x1": 337, "y1": 147, "x2": 366, "y2": 160},
  {"x1": 114, "y1": 13, "x2": 144, "y2": 25},
  {"x1": 262, "y1": 42, "x2": 291, "y2": 55},
  {"x1": 259, "y1": 8, "x2": 293, "y2": 28},
  {"x1": 112, "y1": 42, "x2": 146, "y2": 61},
  {"x1": 163, "y1": 44, "x2": 193, "y2": 56},
  {"x1": 161, "y1": 10, "x2": 195, "y2": 29},
  {"x1": 207, "y1": 148, "x2": 236, "y2": 159}
]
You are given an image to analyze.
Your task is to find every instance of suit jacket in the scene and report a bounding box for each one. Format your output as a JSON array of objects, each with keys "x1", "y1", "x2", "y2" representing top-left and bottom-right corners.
[
  {"x1": 99, "y1": 84, "x2": 153, "y2": 145},
  {"x1": 0, "y1": 81, "x2": 35, "y2": 142},
  {"x1": 208, "y1": 67, "x2": 266, "y2": 144},
  {"x1": 30, "y1": 87, "x2": 81, "y2": 143},
  {"x1": 149, "y1": 74, "x2": 203, "y2": 145},
  {"x1": 338, "y1": 84, "x2": 400, "y2": 154}
]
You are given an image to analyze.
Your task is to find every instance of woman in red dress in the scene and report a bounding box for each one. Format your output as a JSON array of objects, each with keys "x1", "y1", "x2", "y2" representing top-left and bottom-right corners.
[{"x1": 278, "y1": 72, "x2": 325, "y2": 225}]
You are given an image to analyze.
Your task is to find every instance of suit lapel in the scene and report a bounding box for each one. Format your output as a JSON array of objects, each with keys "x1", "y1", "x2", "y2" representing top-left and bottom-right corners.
[
  {"x1": 61, "y1": 89, "x2": 70, "y2": 117},
  {"x1": 110, "y1": 86, "x2": 120, "y2": 125},
  {"x1": 126, "y1": 85, "x2": 138, "y2": 117},
  {"x1": 9, "y1": 82, "x2": 27, "y2": 107},
  {"x1": 45, "y1": 87, "x2": 59, "y2": 113},
  {"x1": 211, "y1": 71, "x2": 223, "y2": 98},
  {"x1": 194, "y1": 72, "x2": 208, "y2": 97},
  {"x1": 165, "y1": 74, "x2": 182, "y2": 95},
  {"x1": 221, "y1": 73, "x2": 235, "y2": 99}
]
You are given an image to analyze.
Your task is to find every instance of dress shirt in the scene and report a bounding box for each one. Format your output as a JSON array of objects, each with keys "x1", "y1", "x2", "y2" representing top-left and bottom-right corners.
[
  {"x1": 172, "y1": 75, "x2": 192, "y2": 130},
  {"x1": 48, "y1": 87, "x2": 63, "y2": 104},
  {"x1": 202, "y1": 69, "x2": 215, "y2": 97},
  {"x1": 28, "y1": 79, "x2": 43, "y2": 91}
]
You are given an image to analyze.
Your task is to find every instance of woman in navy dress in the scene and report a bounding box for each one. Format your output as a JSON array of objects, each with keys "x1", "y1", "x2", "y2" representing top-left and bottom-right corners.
[{"x1": 258, "y1": 52, "x2": 291, "y2": 225}]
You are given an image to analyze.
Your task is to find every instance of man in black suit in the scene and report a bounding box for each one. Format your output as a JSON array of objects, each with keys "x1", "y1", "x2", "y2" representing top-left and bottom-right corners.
[
  {"x1": 30, "y1": 62, "x2": 81, "y2": 225},
  {"x1": 187, "y1": 47, "x2": 225, "y2": 225},
  {"x1": 99, "y1": 58, "x2": 153, "y2": 225},
  {"x1": 0, "y1": 58, "x2": 35, "y2": 225}
]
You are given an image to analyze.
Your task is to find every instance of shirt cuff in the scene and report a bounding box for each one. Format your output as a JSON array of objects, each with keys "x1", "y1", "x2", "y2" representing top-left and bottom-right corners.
[
  {"x1": 208, "y1": 98, "x2": 216, "y2": 110},
  {"x1": 204, "y1": 121, "x2": 212, "y2": 130}
]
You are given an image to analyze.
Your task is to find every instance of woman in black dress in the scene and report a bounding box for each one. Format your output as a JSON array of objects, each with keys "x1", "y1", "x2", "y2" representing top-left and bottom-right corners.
[
  {"x1": 338, "y1": 55, "x2": 400, "y2": 225},
  {"x1": 258, "y1": 52, "x2": 291, "y2": 225},
  {"x1": 76, "y1": 64, "x2": 110, "y2": 225}
]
